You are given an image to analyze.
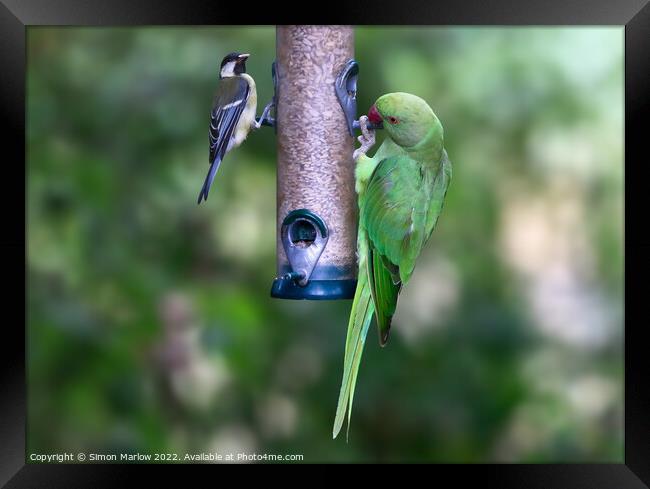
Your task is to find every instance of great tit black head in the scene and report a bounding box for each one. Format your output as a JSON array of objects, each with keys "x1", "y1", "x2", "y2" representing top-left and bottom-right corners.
[{"x1": 220, "y1": 52, "x2": 249, "y2": 78}]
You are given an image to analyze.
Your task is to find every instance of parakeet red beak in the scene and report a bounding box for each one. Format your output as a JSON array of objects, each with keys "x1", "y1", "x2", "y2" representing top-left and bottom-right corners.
[{"x1": 367, "y1": 104, "x2": 382, "y2": 124}]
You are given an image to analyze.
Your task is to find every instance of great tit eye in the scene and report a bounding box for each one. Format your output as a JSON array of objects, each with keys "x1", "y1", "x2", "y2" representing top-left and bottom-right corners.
[{"x1": 388, "y1": 116, "x2": 399, "y2": 124}]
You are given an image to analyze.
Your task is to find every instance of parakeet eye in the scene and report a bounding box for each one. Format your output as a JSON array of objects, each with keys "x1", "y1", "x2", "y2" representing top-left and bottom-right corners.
[{"x1": 387, "y1": 116, "x2": 400, "y2": 124}]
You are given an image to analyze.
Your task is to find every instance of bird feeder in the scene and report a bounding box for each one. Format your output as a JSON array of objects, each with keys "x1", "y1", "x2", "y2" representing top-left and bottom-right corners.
[{"x1": 270, "y1": 25, "x2": 359, "y2": 300}]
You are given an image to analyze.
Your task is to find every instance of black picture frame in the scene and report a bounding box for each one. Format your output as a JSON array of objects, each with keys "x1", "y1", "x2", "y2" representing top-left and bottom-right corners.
[{"x1": 2, "y1": 0, "x2": 648, "y2": 484}]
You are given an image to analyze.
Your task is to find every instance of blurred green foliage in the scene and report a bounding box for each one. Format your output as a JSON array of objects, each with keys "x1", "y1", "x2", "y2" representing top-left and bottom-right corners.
[{"x1": 27, "y1": 26, "x2": 623, "y2": 462}]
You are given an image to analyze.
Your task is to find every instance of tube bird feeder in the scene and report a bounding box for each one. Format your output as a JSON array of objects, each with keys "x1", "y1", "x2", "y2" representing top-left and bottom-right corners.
[{"x1": 270, "y1": 26, "x2": 358, "y2": 300}]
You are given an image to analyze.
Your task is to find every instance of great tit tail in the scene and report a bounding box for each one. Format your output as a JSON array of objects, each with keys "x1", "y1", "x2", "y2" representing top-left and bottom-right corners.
[{"x1": 197, "y1": 156, "x2": 223, "y2": 204}]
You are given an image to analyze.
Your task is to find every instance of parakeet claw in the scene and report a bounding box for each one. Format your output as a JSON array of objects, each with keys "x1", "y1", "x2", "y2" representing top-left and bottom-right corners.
[{"x1": 353, "y1": 115, "x2": 376, "y2": 161}]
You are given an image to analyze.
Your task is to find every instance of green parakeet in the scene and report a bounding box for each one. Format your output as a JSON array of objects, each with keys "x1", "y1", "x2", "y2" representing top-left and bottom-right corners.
[{"x1": 333, "y1": 92, "x2": 452, "y2": 439}]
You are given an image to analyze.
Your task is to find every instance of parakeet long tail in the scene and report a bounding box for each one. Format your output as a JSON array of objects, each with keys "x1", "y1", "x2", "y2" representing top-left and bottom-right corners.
[{"x1": 333, "y1": 269, "x2": 374, "y2": 440}]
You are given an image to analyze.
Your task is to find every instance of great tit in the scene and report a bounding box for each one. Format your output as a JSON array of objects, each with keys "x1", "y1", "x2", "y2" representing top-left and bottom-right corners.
[{"x1": 198, "y1": 52, "x2": 258, "y2": 204}]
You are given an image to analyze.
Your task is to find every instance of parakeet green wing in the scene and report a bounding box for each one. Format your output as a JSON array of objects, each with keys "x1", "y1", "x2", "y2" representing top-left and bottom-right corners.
[
  {"x1": 361, "y1": 155, "x2": 430, "y2": 344},
  {"x1": 425, "y1": 149, "x2": 452, "y2": 240}
]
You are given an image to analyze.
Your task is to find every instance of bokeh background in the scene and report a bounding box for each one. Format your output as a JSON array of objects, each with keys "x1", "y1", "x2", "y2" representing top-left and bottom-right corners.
[{"x1": 27, "y1": 26, "x2": 623, "y2": 462}]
